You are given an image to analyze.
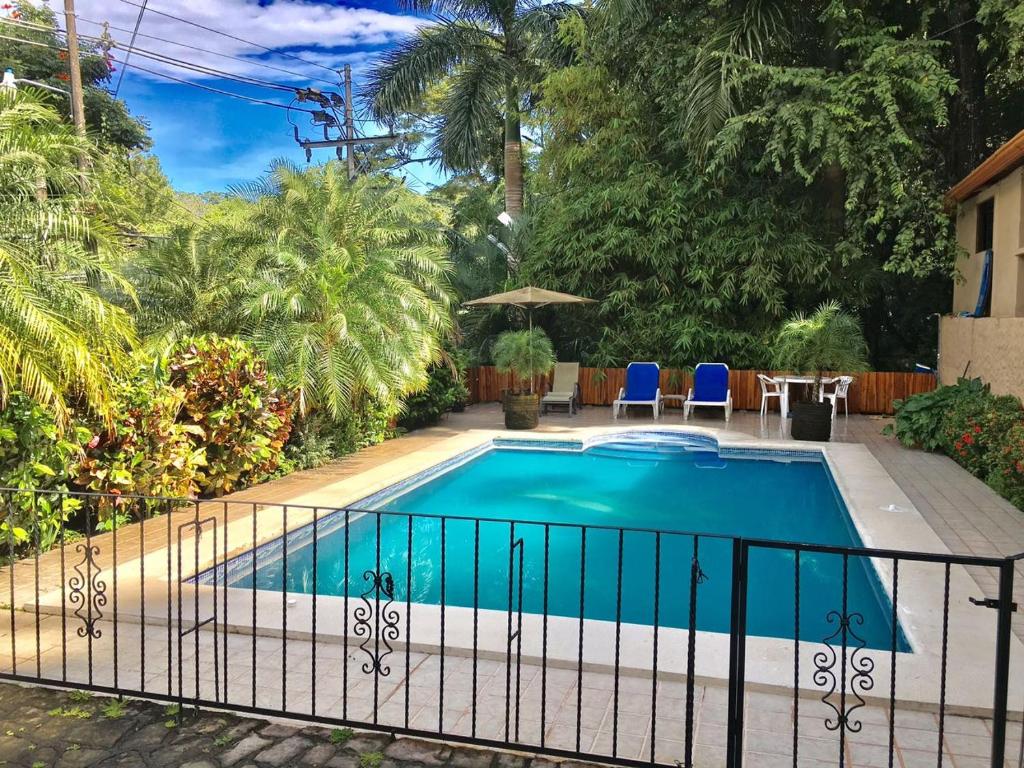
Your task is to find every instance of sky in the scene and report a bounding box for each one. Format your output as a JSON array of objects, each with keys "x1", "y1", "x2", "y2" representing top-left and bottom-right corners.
[{"x1": 69, "y1": 0, "x2": 445, "y2": 193}]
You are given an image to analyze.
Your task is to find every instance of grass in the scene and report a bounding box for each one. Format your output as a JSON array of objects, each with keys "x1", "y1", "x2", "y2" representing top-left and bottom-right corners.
[
  {"x1": 213, "y1": 732, "x2": 234, "y2": 748},
  {"x1": 101, "y1": 699, "x2": 127, "y2": 719},
  {"x1": 46, "y1": 705, "x2": 91, "y2": 720},
  {"x1": 330, "y1": 727, "x2": 354, "y2": 745},
  {"x1": 360, "y1": 752, "x2": 384, "y2": 768}
]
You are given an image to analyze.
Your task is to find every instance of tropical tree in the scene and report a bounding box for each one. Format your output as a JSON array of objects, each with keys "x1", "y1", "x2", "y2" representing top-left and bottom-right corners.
[
  {"x1": 773, "y1": 302, "x2": 870, "y2": 400},
  {"x1": 125, "y1": 225, "x2": 248, "y2": 355},
  {"x1": 364, "y1": 0, "x2": 582, "y2": 218},
  {"x1": 0, "y1": 88, "x2": 135, "y2": 425},
  {"x1": 231, "y1": 161, "x2": 454, "y2": 418}
]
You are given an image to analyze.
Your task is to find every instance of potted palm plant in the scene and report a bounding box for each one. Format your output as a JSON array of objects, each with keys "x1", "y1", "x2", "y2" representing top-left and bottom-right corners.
[
  {"x1": 774, "y1": 302, "x2": 870, "y2": 441},
  {"x1": 492, "y1": 328, "x2": 556, "y2": 429}
]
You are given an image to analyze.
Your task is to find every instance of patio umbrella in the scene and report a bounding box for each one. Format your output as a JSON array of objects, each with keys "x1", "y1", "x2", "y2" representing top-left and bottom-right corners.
[
  {"x1": 464, "y1": 286, "x2": 597, "y2": 393},
  {"x1": 463, "y1": 286, "x2": 597, "y2": 332}
]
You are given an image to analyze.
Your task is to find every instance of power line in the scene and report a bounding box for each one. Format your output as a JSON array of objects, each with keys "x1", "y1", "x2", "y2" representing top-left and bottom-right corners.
[
  {"x1": 113, "y1": 0, "x2": 147, "y2": 97},
  {"x1": 0, "y1": 15, "x2": 377, "y2": 133},
  {"x1": 0, "y1": 17, "x2": 313, "y2": 96},
  {"x1": 106, "y1": 54, "x2": 320, "y2": 113},
  {"x1": 0, "y1": 32, "x2": 66, "y2": 51},
  {"x1": 73, "y1": 14, "x2": 340, "y2": 87},
  {"x1": 110, "y1": 39, "x2": 299, "y2": 93},
  {"x1": 116, "y1": 0, "x2": 341, "y2": 76}
]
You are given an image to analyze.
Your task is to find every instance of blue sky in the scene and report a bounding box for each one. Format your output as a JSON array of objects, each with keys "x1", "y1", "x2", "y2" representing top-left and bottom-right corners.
[{"x1": 75, "y1": 0, "x2": 445, "y2": 192}]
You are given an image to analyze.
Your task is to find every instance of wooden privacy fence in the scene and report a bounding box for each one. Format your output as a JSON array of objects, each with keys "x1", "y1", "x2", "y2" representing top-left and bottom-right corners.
[{"x1": 464, "y1": 366, "x2": 937, "y2": 416}]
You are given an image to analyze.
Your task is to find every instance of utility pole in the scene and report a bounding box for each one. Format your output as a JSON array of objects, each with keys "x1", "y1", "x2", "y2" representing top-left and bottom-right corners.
[
  {"x1": 293, "y1": 68, "x2": 398, "y2": 176},
  {"x1": 62, "y1": 0, "x2": 89, "y2": 178},
  {"x1": 63, "y1": 0, "x2": 86, "y2": 137},
  {"x1": 344, "y1": 64, "x2": 356, "y2": 181}
]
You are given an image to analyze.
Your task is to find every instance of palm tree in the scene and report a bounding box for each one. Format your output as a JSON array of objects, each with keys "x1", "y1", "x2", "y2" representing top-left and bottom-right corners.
[
  {"x1": 126, "y1": 225, "x2": 249, "y2": 355},
  {"x1": 0, "y1": 88, "x2": 135, "y2": 425},
  {"x1": 364, "y1": 0, "x2": 582, "y2": 218},
  {"x1": 232, "y1": 161, "x2": 454, "y2": 418}
]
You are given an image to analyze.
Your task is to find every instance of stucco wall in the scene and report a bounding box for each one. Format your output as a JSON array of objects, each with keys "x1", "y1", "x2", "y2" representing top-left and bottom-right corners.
[
  {"x1": 939, "y1": 315, "x2": 1024, "y2": 400},
  {"x1": 952, "y1": 165, "x2": 1024, "y2": 317}
]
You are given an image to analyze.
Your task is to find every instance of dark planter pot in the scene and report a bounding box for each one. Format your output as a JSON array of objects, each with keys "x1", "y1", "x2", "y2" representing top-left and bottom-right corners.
[
  {"x1": 451, "y1": 400, "x2": 466, "y2": 413},
  {"x1": 791, "y1": 401, "x2": 833, "y2": 441},
  {"x1": 504, "y1": 393, "x2": 540, "y2": 429}
]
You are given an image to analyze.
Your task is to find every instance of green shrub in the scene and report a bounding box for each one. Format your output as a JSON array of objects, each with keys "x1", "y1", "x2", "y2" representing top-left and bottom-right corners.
[
  {"x1": 76, "y1": 377, "x2": 207, "y2": 523},
  {"x1": 78, "y1": 337, "x2": 292, "y2": 521},
  {"x1": 888, "y1": 378, "x2": 988, "y2": 451},
  {"x1": 167, "y1": 336, "x2": 292, "y2": 495},
  {"x1": 398, "y1": 363, "x2": 468, "y2": 431},
  {"x1": 988, "y1": 423, "x2": 1024, "y2": 510},
  {"x1": 284, "y1": 400, "x2": 397, "y2": 470},
  {"x1": 941, "y1": 393, "x2": 1021, "y2": 477},
  {"x1": 889, "y1": 377, "x2": 1024, "y2": 511},
  {"x1": 0, "y1": 394, "x2": 87, "y2": 551}
]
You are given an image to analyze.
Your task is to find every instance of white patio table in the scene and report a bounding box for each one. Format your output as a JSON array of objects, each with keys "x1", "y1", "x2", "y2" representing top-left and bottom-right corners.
[{"x1": 771, "y1": 374, "x2": 835, "y2": 418}]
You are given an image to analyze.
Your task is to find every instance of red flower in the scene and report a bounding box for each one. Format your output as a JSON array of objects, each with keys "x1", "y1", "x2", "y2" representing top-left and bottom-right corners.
[
  {"x1": 973, "y1": 425, "x2": 982, "y2": 434},
  {"x1": 963, "y1": 434, "x2": 974, "y2": 445},
  {"x1": 56, "y1": 72, "x2": 69, "y2": 82},
  {"x1": 954, "y1": 441, "x2": 962, "y2": 451}
]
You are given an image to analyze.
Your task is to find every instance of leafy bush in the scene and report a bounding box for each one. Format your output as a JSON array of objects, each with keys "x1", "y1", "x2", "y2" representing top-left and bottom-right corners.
[
  {"x1": 887, "y1": 378, "x2": 988, "y2": 451},
  {"x1": 167, "y1": 336, "x2": 292, "y2": 495},
  {"x1": 0, "y1": 394, "x2": 86, "y2": 550},
  {"x1": 76, "y1": 377, "x2": 207, "y2": 523},
  {"x1": 988, "y1": 424, "x2": 1024, "y2": 510},
  {"x1": 284, "y1": 400, "x2": 396, "y2": 471},
  {"x1": 888, "y1": 378, "x2": 1024, "y2": 510},
  {"x1": 398, "y1": 363, "x2": 468, "y2": 432},
  {"x1": 942, "y1": 393, "x2": 1021, "y2": 477},
  {"x1": 78, "y1": 337, "x2": 292, "y2": 523}
]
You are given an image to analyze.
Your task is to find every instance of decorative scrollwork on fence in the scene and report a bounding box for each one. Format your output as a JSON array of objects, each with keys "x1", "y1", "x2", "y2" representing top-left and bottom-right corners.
[
  {"x1": 353, "y1": 569, "x2": 401, "y2": 677},
  {"x1": 67, "y1": 543, "x2": 107, "y2": 639},
  {"x1": 813, "y1": 610, "x2": 875, "y2": 733}
]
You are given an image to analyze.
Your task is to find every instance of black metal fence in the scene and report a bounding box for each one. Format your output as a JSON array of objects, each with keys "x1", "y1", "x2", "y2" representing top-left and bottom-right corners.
[{"x1": 0, "y1": 488, "x2": 1019, "y2": 768}]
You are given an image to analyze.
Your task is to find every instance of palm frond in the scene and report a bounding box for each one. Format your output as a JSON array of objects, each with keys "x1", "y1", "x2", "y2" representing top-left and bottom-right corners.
[{"x1": 364, "y1": 21, "x2": 501, "y2": 120}]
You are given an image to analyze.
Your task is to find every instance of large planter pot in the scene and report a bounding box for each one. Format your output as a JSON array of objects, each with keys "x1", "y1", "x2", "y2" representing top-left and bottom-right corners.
[
  {"x1": 791, "y1": 401, "x2": 833, "y2": 441},
  {"x1": 504, "y1": 393, "x2": 540, "y2": 430}
]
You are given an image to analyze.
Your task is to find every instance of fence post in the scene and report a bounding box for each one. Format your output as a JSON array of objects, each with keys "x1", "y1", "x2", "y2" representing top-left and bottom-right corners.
[
  {"x1": 726, "y1": 538, "x2": 749, "y2": 768},
  {"x1": 990, "y1": 559, "x2": 1015, "y2": 768}
]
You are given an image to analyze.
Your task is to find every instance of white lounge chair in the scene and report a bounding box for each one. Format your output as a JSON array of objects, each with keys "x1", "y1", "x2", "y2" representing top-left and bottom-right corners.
[
  {"x1": 683, "y1": 363, "x2": 733, "y2": 421},
  {"x1": 820, "y1": 375, "x2": 854, "y2": 418},
  {"x1": 541, "y1": 362, "x2": 581, "y2": 415},
  {"x1": 757, "y1": 373, "x2": 783, "y2": 417},
  {"x1": 612, "y1": 362, "x2": 662, "y2": 419}
]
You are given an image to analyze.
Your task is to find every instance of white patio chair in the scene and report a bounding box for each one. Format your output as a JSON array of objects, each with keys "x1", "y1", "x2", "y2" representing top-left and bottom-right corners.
[
  {"x1": 820, "y1": 375, "x2": 854, "y2": 418},
  {"x1": 757, "y1": 373, "x2": 783, "y2": 417}
]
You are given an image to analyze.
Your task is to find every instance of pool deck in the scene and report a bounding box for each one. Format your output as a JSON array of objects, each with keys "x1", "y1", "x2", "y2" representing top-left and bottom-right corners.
[{"x1": 2, "y1": 404, "x2": 1023, "y2": 767}]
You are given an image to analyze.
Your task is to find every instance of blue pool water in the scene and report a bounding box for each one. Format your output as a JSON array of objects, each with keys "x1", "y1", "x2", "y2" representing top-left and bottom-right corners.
[{"x1": 227, "y1": 440, "x2": 909, "y2": 651}]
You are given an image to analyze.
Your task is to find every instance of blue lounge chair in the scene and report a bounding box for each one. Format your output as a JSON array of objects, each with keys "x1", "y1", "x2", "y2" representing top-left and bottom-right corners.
[
  {"x1": 683, "y1": 363, "x2": 732, "y2": 421},
  {"x1": 612, "y1": 362, "x2": 662, "y2": 419}
]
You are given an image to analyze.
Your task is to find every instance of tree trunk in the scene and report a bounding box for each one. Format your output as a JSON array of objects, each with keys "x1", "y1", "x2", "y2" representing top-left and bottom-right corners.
[{"x1": 503, "y1": 81, "x2": 523, "y2": 219}]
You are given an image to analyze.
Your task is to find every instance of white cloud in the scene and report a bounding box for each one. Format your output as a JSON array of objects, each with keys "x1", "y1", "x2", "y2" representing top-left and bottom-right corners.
[{"x1": 58, "y1": 0, "x2": 425, "y2": 87}]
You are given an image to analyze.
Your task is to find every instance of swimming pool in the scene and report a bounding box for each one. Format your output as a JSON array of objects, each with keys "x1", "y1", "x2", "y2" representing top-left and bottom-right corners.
[{"x1": 222, "y1": 435, "x2": 909, "y2": 651}]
